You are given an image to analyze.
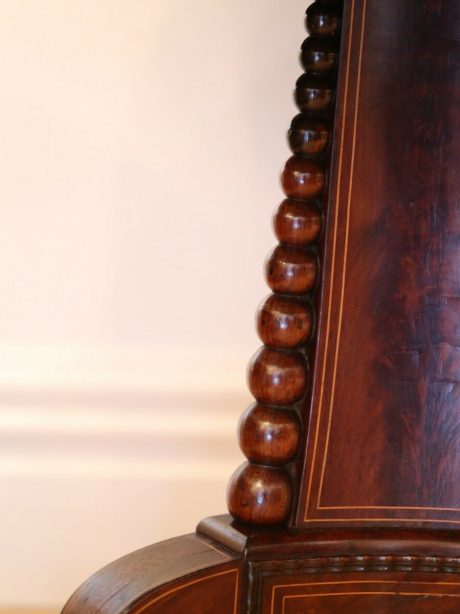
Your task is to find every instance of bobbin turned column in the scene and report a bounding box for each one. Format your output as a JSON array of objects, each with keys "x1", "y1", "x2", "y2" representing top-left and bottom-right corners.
[{"x1": 227, "y1": 0, "x2": 343, "y2": 527}]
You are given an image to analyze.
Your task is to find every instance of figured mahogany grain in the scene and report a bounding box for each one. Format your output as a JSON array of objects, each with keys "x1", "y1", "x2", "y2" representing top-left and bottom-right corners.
[{"x1": 298, "y1": 0, "x2": 460, "y2": 528}]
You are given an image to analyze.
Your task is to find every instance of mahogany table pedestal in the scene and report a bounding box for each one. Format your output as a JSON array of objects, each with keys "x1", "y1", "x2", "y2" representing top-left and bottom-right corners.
[{"x1": 62, "y1": 1, "x2": 460, "y2": 612}]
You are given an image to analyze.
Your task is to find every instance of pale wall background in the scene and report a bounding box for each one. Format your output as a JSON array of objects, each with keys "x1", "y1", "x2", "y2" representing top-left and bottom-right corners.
[{"x1": 0, "y1": 0, "x2": 310, "y2": 611}]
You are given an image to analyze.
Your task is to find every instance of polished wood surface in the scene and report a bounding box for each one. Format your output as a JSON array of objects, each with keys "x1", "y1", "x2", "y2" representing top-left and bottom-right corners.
[
  {"x1": 238, "y1": 403, "x2": 301, "y2": 465},
  {"x1": 227, "y1": 463, "x2": 293, "y2": 526},
  {"x1": 228, "y1": 0, "x2": 343, "y2": 528},
  {"x1": 62, "y1": 1, "x2": 460, "y2": 611},
  {"x1": 257, "y1": 294, "x2": 313, "y2": 349},
  {"x1": 298, "y1": 0, "x2": 460, "y2": 528},
  {"x1": 199, "y1": 515, "x2": 460, "y2": 613},
  {"x1": 61, "y1": 534, "x2": 242, "y2": 614}
]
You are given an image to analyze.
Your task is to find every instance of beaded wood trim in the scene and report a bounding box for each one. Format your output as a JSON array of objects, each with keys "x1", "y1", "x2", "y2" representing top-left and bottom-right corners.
[{"x1": 227, "y1": 0, "x2": 344, "y2": 526}]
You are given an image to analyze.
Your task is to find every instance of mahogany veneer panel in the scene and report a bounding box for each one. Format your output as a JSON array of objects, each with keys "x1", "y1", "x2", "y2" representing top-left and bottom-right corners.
[
  {"x1": 267, "y1": 578, "x2": 460, "y2": 614},
  {"x1": 298, "y1": 0, "x2": 460, "y2": 527}
]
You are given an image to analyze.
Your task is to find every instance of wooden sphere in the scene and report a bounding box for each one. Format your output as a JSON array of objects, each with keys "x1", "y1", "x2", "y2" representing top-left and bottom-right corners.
[
  {"x1": 247, "y1": 346, "x2": 307, "y2": 406},
  {"x1": 295, "y1": 74, "x2": 335, "y2": 114},
  {"x1": 288, "y1": 114, "x2": 329, "y2": 158},
  {"x1": 238, "y1": 403, "x2": 301, "y2": 465},
  {"x1": 306, "y1": 1, "x2": 342, "y2": 38},
  {"x1": 281, "y1": 156, "x2": 325, "y2": 200},
  {"x1": 274, "y1": 199, "x2": 322, "y2": 246},
  {"x1": 300, "y1": 37, "x2": 339, "y2": 75},
  {"x1": 257, "y1": 294, "x2": 313, "y2": 349},
  {"x1": 265, "y1": 245, "x2": 318, "y2": 295},
  {"x1": 227, "y1": 462, "x2": 293, "y2": 526}
]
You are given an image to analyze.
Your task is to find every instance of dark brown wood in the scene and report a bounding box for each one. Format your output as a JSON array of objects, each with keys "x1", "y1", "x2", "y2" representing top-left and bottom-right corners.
[
  {"x1": 258, "y1": 572, "x2": 460, "y2": 614},
  {"x1": 297, "y1": 0, "x2": 460, "y2": 529},
  {"x1": 238, "y1": 403, "x2": 301, "y2": 465},
  {"x1": 247, "y1": 347, "x2": 308, "y2": 406},
  {"x1": 62, "y1": 1, "x2": 460, "y2": 612},
  {"x1": 300, "y1": 38, "x2": 340, "y2": 75},
  {"x1": 294, "y1": 74, "x2": 335, "y2": 113},
  {"x1": 281, "y1": 157, "x2": 326, "y2": 200},
  {"x1": 306, "y1": 0, "x2": 343, "y2": 37},
  {"x1": 198, "y1": 514, "x2": 460, "y2": 562},
  {"x1": 61, "y1": 534, "x2": 242, "y2": 614},
  {"x1": 257, "y1": 294, "x2": 313, "y2": 349},
  {"x1": 265, "y1": 245, "x2": 318, "y2": 295},
  {"x1": 228, "y1": 0, "x2": 343, "y2": 529},
  {"x1": 288, "y1": 116, "x2": 330, "y2": 158},
  {"x1": 198, "y1": 515, "x2": 460, "y2": 612},
  {"x1": 227, "y1": 463, "x2": 293, "y2": 526}
]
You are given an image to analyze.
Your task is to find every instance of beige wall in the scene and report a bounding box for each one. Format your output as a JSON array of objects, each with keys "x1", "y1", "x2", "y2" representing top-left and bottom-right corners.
[{"x1": 0, "y1": 0, "x2": 311, "y2": 610}]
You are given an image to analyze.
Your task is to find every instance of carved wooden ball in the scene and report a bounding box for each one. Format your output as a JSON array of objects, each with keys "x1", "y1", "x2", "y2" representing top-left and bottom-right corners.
[
  {"x1": 238, "y1": 403, "x2": 301, "y2": 466},
  {"x1": 227, "y1": 462, "x2": 293, "y2": 526},
  {"x1": 295, "y1": 74, "x2": 335, "y2": 113},
  {"x1": 274, "y1": 199, "x2": 322, "y2": 246},
  {"x1": 257, "y1": 294, "x2": 313, "y2": 349},
  {"x1": 247, "y1": 346, "x2": 307, "y2": 406},
  {"x1": 288, "y1": 114, "x2": 329, "y2": 158},
  {"x1": 265, "y1": 245, "x2": 318, "y2": 295},
  {"x1": 300, "y1": 37, "x2": 339, "y2": 75},
  {"x1": 281, "y1": 156, "x2": 325, "y2": 200},
  {"x1": 306, "y1": 1, "x2": 342, "y2": 38}
]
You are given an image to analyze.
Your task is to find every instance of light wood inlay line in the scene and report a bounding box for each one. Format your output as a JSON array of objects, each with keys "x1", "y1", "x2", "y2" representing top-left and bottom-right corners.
[
  {"x1": 316, "y1": 0, "x2": 368, "y2": 510},
  {"x1": 190, "y1": 535, "x2": 233, "y2": 559},
  {"x1": 270, "y1": 580, "x2": 460, "y2": 614},
  {"x1": 305, "y1": 517, "x2": 460, "y2": 523},
  {"x1": 281, "y1": 592, "x2": 460, "y2": 613},
  {"x1": 135, "y1": 568, "x2": 239, "y2": 613},
  {"x1": 304, "y1": 0, "x2": 357, "y2": 516},
  {"x1": 304, "y1": 0, "x2": 460, "y2": 521}
]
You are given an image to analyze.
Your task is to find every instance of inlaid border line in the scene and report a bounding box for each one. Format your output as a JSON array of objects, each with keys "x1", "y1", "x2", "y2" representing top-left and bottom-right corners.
[
  {"x1": 316, "y1": 0, "x2": 368, "y2": 509},
  {"x1": 304, "y1": 0, "x2": 460, "y2": 520},
  {"x1": 135, "y1": 568, "x2": 239, "y2": 613},
  {"x1": 270, "y1": 580, "x2": 460, "y2": 614},
  {"x1": 303, "y1": 0, "x2": 357, "y2": 517}
]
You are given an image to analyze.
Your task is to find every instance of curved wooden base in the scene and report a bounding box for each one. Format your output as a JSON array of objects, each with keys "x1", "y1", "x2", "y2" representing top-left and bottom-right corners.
[
  {"x1": 62, "y1": 515, "x2": 460, "y2": 613},
  {"x1": 61, "y1": 532, "x2": 242, "y2": 614},
  {"x1": 200, "y1": 515, "x2": 460, "y2": 613}
]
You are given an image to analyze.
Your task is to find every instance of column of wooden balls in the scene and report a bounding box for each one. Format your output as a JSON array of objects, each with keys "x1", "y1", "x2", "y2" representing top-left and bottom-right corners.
[{"x1": 227, "y1": 0, "x2": 343, "y2": 527}]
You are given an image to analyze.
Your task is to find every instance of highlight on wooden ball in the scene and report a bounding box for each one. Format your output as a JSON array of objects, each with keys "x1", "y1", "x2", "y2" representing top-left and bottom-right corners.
[
  {"x1": 265, "y1": 245, "x2": 318, "y2": 295},
  {"x1": 227, "y1": 461, "x2": 293, "y2": 526},
  {"x1": 274, "y1": 199, "x2": 322, "y2": 246},
  {"x1": 247, "y1": 346, "x2": 308, "y2": 406},
  {"x1": 238, "y1": 402, "x2": 302, "y2": 466},
  {"x1": 257, "y1": 293, "x2": 314, "y2": 349}
]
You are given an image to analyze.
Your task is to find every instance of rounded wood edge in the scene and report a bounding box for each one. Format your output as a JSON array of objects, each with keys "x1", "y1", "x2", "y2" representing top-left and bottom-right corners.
[
  {"x1": 61, "y1": 534, "x2": 242, "y2": 614},
  {"x1": 198, "y1": 515, "x2": 460, "y2": 562}
]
